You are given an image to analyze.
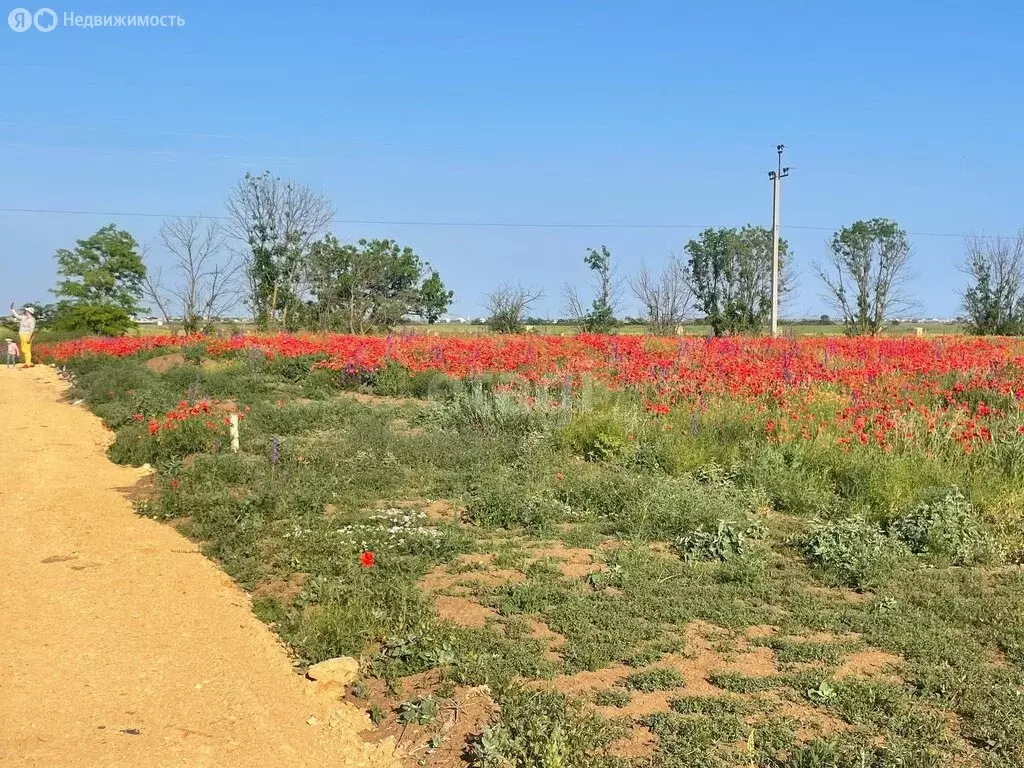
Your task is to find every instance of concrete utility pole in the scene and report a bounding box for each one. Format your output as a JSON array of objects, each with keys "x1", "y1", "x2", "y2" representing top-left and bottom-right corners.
[{"x1": 768, "y1": 144, "x2": 789, "y2": 337}]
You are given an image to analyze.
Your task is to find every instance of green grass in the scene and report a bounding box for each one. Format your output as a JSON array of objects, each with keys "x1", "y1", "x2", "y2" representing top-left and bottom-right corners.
[{"x1": 61, "y1": 348, "x2": 1024, "y2": 768}]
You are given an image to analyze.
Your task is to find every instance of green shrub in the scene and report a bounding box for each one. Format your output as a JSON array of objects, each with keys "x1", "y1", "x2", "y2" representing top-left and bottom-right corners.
[
  {"x1": 802, "y1": 518, "x2": 909, "y2": 593},
  {"x1": 469, "y1": 686, "x2": 619, "y2": 768},
  {"x1": 731, "y1": 440, "x2": 838, "y2": 517},
  {"x1": 397, "y1": 696, "x2": 440, "y2": 725},
  {"x1": 558, "y1": 408, "x2": 638, "y2": 462},
  {"x1": 594, "y1": 687, "x2": 631, "y2": 707},
  {"x1": 465, "y1": 473, "x2": 571, "y2": 532},
  {"x1": 888, "y1": 491, "x2": 999, "y2": 566},
  {"x1": 182, "y1": 342, "x2": 206, "y2": 365},
  {"x1": 799, "y1": 516, "x2": 907, "y2": 590},
  {"x1": 624, "y1": 667, "x2": 685, "y2": 691},
  {"x1": 371, "y1": 360, "x2": 415, "y2": 397},
  {"x1": 673, "y1": 520, "x2": 766, "y2": 563},
  {"x1": 435, "y1": 387, "x2": 564, "y2": 436}
]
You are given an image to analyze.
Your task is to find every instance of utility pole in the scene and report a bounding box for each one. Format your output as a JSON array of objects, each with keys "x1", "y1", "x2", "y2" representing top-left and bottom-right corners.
[{"x1": 768, "y1": 144, "x2": 789, "y2": 337}]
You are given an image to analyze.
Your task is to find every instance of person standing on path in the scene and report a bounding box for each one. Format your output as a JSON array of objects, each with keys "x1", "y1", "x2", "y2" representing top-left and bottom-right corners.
[{"x1": 9, "y1": 304, "x2": 36, "y2": 367}]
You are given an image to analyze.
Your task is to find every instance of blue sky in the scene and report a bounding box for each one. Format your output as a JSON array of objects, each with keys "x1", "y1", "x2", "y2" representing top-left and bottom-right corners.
[{"x1": 2, "y1": 1, "x2": 1022, "y2": 319}]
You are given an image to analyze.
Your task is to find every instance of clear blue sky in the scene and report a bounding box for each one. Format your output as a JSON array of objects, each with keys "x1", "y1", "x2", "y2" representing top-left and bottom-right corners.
[{"x1": 2, "y1": 1, "x2": 1022, "y2": 319}]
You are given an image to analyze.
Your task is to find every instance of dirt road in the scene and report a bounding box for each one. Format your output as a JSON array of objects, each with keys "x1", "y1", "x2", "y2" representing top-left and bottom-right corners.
[{"x1": 0, "y1": 366, "x2": 399, "y2": 768}]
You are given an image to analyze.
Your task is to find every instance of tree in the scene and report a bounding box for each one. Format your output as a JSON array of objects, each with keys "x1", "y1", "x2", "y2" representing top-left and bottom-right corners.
[
  {"x1": 305, "y1": 235, "x2": 453, "y2": 332},
  {"x1": 224, "y1": 170, "x2": 333, "y2": 329},
  {"x1": 960, "y1": 231, "x2": 1024, "y2": 336},
  {"x1": 817, "y1": 218, "x2": 913, "y2": 336},
  {"x1": 485, "y1": 284, "x2": 544, "y2": 334},
  {"x1": 684, "y1": 226, "x2": 789, "y2": 336},
  {"x1": 143, "y1": 217, "x2": 241, "y2": 333},
  {"x1": 629, "y1": 255, "x2": 692, "y2": 335},
  {"x1": 51, "y1": 224, "x2": 146, "y2": 335},
  {"x1": 564, "y1": 246, "x2": 621, "y2": 333}
]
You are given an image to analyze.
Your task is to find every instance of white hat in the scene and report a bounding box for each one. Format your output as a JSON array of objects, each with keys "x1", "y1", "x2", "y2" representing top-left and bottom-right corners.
[{"x1": 24, "y1": 306, "x2": 35, "y2": 314}]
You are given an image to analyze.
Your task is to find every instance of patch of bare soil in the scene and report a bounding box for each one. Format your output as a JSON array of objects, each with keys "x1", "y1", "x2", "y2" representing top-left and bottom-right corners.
[
  {"x1": 545, "y1": 664, "x2": 633, "y2": 696},
  {"x1": 144, "y1": 352, "x2": 185, "y2": 373},
  {"x1": 834, "y1": 649, "x2": 904, "y2": 682},
  {"x1": 985, "y1": 648, "x2": 1008, "y2": 668},
  {"x1": 433, "y1": 596, "x2": 501, "y2": 628},
  {"x1": 600, "y1": 689, "x2": 677, "y2": 719},
  {"x1": 609, "y1": 724, "x2": 659, "y2": 759},
  {"x1": 752, "y1": 693, "x2": 851, "y2": 741},
  {"x1": 745, "y1": 625, "x2": 779, "y2": 640},
  {"x1": 549, "y1": 621, "x2": 781, "y2": 700},
  {"x1": 360, "y1": 684, "x2": 496, "y2": 767},
  {"x1": 525, "y1": 542, "x2": 607, "y2": 579},
  {"x1": 252, "y1": 573, "x2": 308, "y2": 604},
  {"x1": 424, "y1": 499, "x2": 462, "y2": 522},
  {"x1": 417, "y1": 554, "x2": 525, "y2": 593},
  {"x1": 520, "y1": 617, "x2": 566, "y2": 662}
]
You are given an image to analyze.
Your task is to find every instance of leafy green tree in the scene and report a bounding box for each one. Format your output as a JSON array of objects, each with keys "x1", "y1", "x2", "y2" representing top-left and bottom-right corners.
[
  {"x1": 817, "y1": 218, "x2": 913, "y2": 336},
  {"x1": 960, "y1": 232, "x2": 1024, "y2": 336},
  {"x1": 306, "y1": 235, "x2": 452, "y2": 331},
  {"x1": 565, "y1": 246, "x2": 620, "y2": 333},
  {"x1": 51, "y1": 224, "x2": 146, "y2": 335},
  {"x1": 224, "y1": 171, "x2": 333, "y2": 330},
  {"x1": 684, "y1": 226, "x2": 789, "y2": 336}
]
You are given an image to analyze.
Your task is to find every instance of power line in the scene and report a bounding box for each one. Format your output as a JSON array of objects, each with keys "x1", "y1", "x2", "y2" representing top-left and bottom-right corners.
[{"x1": 0, "y1": 206, "x2": 1014, "y2": 240}]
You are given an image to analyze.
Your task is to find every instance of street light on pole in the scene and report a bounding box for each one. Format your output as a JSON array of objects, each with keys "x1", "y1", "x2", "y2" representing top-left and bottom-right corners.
[{"x1": 768, "y1": 144, "x2": 789, "y2": 338}]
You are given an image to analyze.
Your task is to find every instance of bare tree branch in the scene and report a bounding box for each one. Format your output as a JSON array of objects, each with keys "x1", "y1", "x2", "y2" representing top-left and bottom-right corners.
[
  {"x1": 145, "y1": 216, "x2": 242, "y2": 332},
  {"x1": 629, "y1": 254, "x2": 693, "y2": 335},
  {"x1": 485, "y1": 283, "x2": 544, "y2": 333}
]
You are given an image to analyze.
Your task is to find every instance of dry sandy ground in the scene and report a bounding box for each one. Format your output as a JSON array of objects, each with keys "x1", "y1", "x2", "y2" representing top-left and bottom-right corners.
[{"x1": 0, "y1": 366, "x2": 399, "y2": 768}]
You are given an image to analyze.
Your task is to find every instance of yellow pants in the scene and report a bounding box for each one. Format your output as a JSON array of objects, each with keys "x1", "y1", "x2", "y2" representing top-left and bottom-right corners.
[{"x1": 19, "y1": 333, "x2": 32, "y2": 366}]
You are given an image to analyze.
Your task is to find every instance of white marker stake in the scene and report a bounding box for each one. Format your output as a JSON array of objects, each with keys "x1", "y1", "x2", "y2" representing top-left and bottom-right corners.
[{"x1": 229, "y1": 413, "x2": 239, "y2": 453}]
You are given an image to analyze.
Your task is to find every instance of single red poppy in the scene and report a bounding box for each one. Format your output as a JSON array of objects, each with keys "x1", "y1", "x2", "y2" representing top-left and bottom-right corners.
[{"x1": 360, "y1": 551, "x2": 375, "y2": 568}]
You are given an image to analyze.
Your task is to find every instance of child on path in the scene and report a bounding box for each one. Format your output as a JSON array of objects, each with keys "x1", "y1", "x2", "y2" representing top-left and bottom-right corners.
[
  {"x1": 6, "y1": 338, "x2": 18, "y2": 368},
  {"x1": 9, "y1": 304, "x2": 36, "y2": 367}
]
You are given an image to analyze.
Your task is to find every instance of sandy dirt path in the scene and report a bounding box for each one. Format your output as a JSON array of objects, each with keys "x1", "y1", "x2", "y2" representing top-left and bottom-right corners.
[{"x1": 0, "y1": 366, "x2": 399, "y2": 768}]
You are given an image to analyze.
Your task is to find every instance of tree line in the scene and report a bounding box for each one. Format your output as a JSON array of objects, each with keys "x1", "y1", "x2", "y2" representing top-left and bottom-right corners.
[
  {"x1": 495, "y1": 219, "x2": 1024, "y2": 337},
  {"x1": 12, "y1": 169, "x2": 1024, "y2": 338}
]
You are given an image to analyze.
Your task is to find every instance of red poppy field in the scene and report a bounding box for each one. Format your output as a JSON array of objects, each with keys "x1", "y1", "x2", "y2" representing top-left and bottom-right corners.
[
  {"x1": 45, "y1": 332, "x2": 1024, "y2": 767},
  {"x1": 43, "y1": 331, "x2": 1024, "y2": 458}
]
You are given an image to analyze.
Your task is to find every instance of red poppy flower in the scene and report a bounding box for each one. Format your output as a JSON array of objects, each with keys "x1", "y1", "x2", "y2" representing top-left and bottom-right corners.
[{"x1": 360, "y1": 551, "x2": 375, "y2": 568}]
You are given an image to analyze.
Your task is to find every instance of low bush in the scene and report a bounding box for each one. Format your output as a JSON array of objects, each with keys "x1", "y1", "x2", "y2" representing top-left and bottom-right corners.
[
  {"x1": 469, "y1": 686, "x2": 620, "y2": 768},
  {"x1": 888, "y1": 491, "x2": 1000, "y2": 566},
  {"x1": 465, "y1": 472, "x2": 572, "y2": 532},
  {"x1": 594, "y1": 688, "x2": 631, "y2": 707},
  {"x1": 798, "y1": 516, "x2": 908, "y2": 590},
  {"x1": 624, "y1": 667, "x2": 685, "y2": 692},
  {"x1": 673, "y1": 520, "x2": 766, "y2": 563}
]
